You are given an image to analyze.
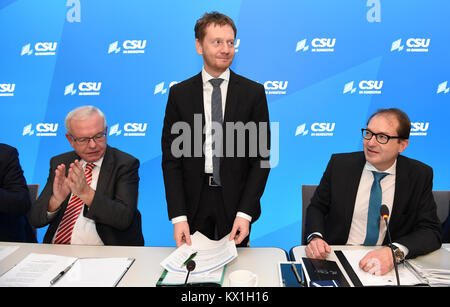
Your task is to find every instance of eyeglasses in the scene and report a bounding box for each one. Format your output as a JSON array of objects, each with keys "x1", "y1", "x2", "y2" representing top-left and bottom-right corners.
[
  {"x1": 361, "y1": 128, "x2": 406, "y2": 145},
  {"x1": 70, "y1": 132, "x2": 106, "y2": 145}
]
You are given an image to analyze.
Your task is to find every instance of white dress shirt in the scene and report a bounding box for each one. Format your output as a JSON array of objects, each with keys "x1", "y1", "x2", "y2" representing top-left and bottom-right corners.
[
  {"x1": 171, "y1": 67, "x2": 251, "y2": 224},
  {"x1": 309, "y1": 159, "x2": 409, "y2": 256},
  {"x1": 202, "y1": 67, "x2": 229, "y2": 174},
  {"x1": 346, "y1": 160, "x2": 408, "y2": 255},
  {"x1": 49, "y1": 158, "x2": 104, "y2": 245},
  {"x1": 346, "y1": 161, "x2": 396, "y2": 246}
]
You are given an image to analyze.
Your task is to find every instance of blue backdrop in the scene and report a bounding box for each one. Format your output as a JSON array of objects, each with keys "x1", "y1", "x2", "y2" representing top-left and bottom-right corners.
[{"x1": 1, "y1": 0, "x2": 449, "y2": 252}]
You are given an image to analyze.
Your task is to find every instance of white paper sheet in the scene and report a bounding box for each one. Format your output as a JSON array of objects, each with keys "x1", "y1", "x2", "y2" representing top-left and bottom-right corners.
[
  {"x1": 0, "y1": 253, "x2": 76, "y2": 287},
  {"x1": 160, "y1": 231, "x2": 237, "y2": 275},
  {"x1": 0, "y1": 253, "x2": 134, "y2": 287}
]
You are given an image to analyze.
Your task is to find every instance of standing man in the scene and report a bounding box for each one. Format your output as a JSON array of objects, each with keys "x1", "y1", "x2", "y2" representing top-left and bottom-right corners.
[
  {"x1": 30, "y1": 106, "x2": 144, "y2": 246},
  {"x1": 162, "y1": 12, "x2": 270, "y2": 247},
  {"x1": 0, "y1": 144, "x2": 36, "y2": 242},
  {"x1": 304, "y1": 108, "x2": 441, "y2": 275}
]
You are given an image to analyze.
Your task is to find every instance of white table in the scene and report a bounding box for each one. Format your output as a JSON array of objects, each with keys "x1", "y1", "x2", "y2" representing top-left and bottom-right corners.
[{"x1": 0, "y1": 242, "x2": 287, "y2": 287}]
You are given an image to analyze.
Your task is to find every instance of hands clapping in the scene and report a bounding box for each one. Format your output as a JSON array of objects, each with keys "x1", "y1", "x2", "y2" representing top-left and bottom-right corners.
[{"x1": 49, "y1": 160, "x2": 94, "y2": 212}]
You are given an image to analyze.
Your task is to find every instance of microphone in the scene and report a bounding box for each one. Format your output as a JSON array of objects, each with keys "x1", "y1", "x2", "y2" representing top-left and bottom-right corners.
[
  {"x1": 380, "y1": 204, "x2": 400, "y2": 286},
  {"x1": 184, "y1": 260, "x2": 196, "y2": 286}
]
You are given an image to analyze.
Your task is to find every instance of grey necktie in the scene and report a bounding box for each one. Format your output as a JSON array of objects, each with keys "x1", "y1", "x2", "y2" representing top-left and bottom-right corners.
[{"x1": 209, "y1": 78, "x2": 224, "y2": 185}]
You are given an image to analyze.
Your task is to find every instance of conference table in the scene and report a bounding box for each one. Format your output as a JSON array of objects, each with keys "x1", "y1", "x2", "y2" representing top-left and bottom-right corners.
[
  {"x1": 290, "y1": 244, "x2": 450, "y2": 287},
  {"x1": 0, "y1": 241, "x2": 288, "y2": 287}
]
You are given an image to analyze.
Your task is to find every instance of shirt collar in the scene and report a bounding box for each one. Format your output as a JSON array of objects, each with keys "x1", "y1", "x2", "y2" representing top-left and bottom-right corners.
[
  {"x1": 201, "y1": 67, "x2": 230, "y2": 85},
  {"x1": 81, "y1": 156, "x2": 104, "y2": 170},
  {"x1": 365, "y1": 159, "x2": 396, "y2": 175}
]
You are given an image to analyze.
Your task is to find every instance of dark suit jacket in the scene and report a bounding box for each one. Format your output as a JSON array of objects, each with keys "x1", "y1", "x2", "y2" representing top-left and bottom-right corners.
[
  {"x1": 0, "y1": 144, "x2": 36, "y2": 243},
  {"x1": 30, "y1": 146, "x2": 144, "y2": 246},
  {"x1": 162, "y1": 70, "x2": 270, "y2": 228},
  {"x1": 305, "y1": 151, "x2": 441, "y2": 258}
]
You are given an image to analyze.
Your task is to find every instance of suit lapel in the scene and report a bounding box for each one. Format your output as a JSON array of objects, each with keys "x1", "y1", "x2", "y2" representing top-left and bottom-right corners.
[
  {"x1": 192, "y1": 73, "x2": 205, "y2": 123},
  {"x1": 391, "y1": 156, "x2": 408, "y2": 223},
  {"x1": 223, "y1": 70, "x2": 239, "y2": 123},
  {"x1": 343, "y1": 152, "x2": 366, "y2": 229},
  {"x1": 96, "y1": 146, "x2": 113, "y2": 194}
]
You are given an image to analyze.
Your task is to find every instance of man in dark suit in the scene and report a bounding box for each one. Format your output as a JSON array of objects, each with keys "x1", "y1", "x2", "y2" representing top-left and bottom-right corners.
[
  {"x1": 162, "y1": 12, "x2": 270, "y2": 247},
  {"x1": 30, "y1": 106, "x2": 144, "y2": 246},
  {"x1": 0, "y1": 144, "x2": 36, "y2": 243},
  {"x1": 305, "y1": 108, "x2": 441, "y2": 276}
]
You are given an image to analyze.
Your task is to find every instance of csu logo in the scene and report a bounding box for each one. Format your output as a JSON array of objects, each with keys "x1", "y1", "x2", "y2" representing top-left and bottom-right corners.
[
  {"x1": 109, "y1": 123, "x2": 148, "y2": 137},
  {"x1": 264, "y1": 81, "x2": 288, "y2": 95},
  {"x1": 23, "y1": 123, "x2": 58, "y2": 136},
  {"x1": 437, "y1": 81, "x2": 449, "y2": 94},
  {"x1": 296, "y1": 38, "x2": 336, "y2": 52},
  {"x1": 21, "y1": 42, "x2": 58, "y2": 56},
  {"x1": 108, "y1": 40, "x2": 147, "y2": 54},
  {"x1": 64, "y1": 82, "x2": 102, "y2": 96},
  {"x1": 410, "y1": 122, "x2": 429, "y2": 136},
  {"x1": 296, "y1": 122, "x2": 335, "y2": 137},
  {"x1": 344, "y1": 80, "x2": 383, "y2": 95},
  {"x1": 0, "y1": 83, "x2": 15, "y2": 96},
  {"x1": 154, "y1": 81, "x2": 179, "y2": 95},
  {"x1": 391, "y1": 38, "x2": 430, "y2": 52}
]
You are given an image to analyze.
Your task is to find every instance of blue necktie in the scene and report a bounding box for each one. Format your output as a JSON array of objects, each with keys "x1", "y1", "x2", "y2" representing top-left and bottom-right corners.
[
  {"x1": 210, "y1": 78, "x2": 224, "y2": 185},
  {"x1": 363, "y1": 171, "x2": 388, "y2": 245}
]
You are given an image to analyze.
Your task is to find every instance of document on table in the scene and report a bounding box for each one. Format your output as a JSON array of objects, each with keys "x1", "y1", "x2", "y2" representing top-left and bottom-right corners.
[
  {"x1": 160, "y1": 231, "x2": 237, "y2": 275},
  {"x1": 0, "y1": 253, "x2": 134, "y2": 287},
  {"x1": 340, "y1": 249, "x2": 424, "y2": 286}
]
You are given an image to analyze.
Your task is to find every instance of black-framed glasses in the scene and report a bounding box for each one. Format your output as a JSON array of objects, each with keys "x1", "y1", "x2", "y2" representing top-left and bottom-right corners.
[
  {"x1": 361, "y1": 128, "x2": 405, "y2": 144},
  {"x1": 70, "y1": 131, "x2": 106, "y2": 145}
]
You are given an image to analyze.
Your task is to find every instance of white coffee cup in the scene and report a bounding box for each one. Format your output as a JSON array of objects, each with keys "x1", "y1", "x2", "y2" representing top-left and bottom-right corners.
[{"x1": 228, "y1": 270, "x2": 258, "y2": 287}]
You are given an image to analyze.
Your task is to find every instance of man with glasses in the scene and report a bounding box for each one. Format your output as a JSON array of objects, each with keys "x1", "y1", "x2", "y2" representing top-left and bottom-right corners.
[
  {"x1": 304, "y1": 108, "x2": 441, "y2": 276},
  {"x1": 30, "y1": 106, "x2": 144, "y2": 246}
]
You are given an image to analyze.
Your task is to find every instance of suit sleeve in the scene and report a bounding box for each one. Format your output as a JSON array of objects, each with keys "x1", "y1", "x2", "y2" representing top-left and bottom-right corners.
[
  {"x1": 236, "y1": 84, "x2": 271, "y2": 221},
  {"x1": 161, "y1": 87, "x2": 188, "y2": 219},
  {"x1": 0, "y1": 147, "x2": 31, "y2": 216},
  {"x1": 29, "y1": 156, "x2": 62, "y2": 228},
  {"x1": 85, "y1": 158, "x2": 140, "y2": 231},
  {"x1": 395, "y1": 166, "x2": 442, "y2": 258},
  {"x1": 304, "y1": 154, "x2": 335, "y2": 241}
]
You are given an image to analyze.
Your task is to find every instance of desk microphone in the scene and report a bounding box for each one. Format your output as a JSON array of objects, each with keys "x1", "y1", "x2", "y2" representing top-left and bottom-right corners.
[
  {"x1": 184, "y1": 260, "x2": 196, "y2": 286},
  {"x1": 380, "y1": 204, "x2": 400, "y2": 286}
]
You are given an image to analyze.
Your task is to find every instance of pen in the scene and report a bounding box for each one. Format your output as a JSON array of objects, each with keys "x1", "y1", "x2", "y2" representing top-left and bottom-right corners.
[
  {"x1": 183, "y1": 252, "x2": 197, "y2": 266},
  {"x1": 50, "y1": 261, "x2": 76, "y2": 285},
  {"x1": 291, "y1": 263, "x2": 303, "y2": 285}
]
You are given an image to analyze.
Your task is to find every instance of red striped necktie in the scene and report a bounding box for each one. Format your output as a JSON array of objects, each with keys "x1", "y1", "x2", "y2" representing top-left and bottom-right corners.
[{"x1": 53, "y1": 162, "x2": 95, "y2": 244}]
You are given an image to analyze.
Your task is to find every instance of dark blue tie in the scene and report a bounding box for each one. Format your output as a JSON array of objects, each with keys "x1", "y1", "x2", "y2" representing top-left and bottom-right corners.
[
  {"x1": 363, "y1": 171, "x2": 388, "y2": 245},
  {"x1": 210, "y1": 78, "x2": 224, "y2": 185}
]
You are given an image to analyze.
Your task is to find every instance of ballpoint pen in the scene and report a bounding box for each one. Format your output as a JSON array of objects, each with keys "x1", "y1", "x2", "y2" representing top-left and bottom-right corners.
[
  {"x1": 50, "y1": 261, "x2": 76, "y2": 285},
  {"x1": 291, "y1": 262, "x2": 304, "y2": 286}
]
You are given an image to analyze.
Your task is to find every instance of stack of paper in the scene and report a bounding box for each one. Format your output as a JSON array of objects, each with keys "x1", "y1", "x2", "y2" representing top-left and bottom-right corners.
[
  {"x1": 158, "y1": 232, "x2": 237, "y2": 286},
  {"x1": 407, "y1": 261, "x2": 450, "y2": 287}
]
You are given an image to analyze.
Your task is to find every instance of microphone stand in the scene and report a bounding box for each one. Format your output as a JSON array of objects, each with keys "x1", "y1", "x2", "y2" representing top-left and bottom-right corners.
[
  {"x1": 184, "y1": 260, "x2": 196, "y2": 286},
  {"x1": 383, "y1": 218, "x2": 400, "y2": 286}
]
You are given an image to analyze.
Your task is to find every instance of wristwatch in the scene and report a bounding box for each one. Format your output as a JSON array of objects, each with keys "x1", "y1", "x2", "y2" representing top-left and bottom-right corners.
[{"x1": 391, "y1": 245, "x2": 405, "y2": 263}]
